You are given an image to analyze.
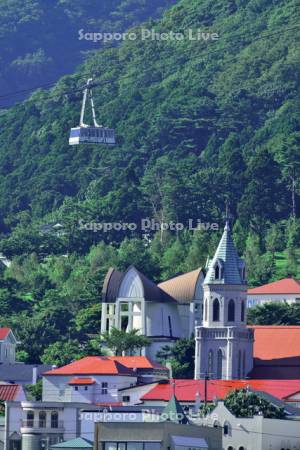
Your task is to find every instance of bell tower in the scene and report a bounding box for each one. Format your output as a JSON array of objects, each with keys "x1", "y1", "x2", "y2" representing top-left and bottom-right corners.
[{"x1": 194, "y1": 221, "x2": 254, "y2": 380}]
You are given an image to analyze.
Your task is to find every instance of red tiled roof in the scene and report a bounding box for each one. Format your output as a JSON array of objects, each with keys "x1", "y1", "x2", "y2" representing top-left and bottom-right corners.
[
  {"x1": 68, "y1": 377, "x2": 96, "y2": 385},
  {"x1": 248, "y1": 278, "x2": 300, "y2": 295},
  {"x1": 251, "y1": 326, "x2": 300, "y2": 362},
  {"x1": 141, "y1": 379, "x2": 300, "y2": 403},
  {"x1": 0, "y1": 384, "x2": 20, "y2": 401},
  {"x1": 43, "y1": 357, "x2": 135, "y2": 376},
  {"x1": 109, "y1": 356, "x2": 166, "y2": 370},
  {"x1": 0, "y1": 328, "x2": 11, "y2": 340}
]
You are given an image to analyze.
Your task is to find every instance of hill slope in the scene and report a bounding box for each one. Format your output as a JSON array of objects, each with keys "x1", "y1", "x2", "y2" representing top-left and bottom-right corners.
[{"x1": 0, "y1": 0, "x2": 176, "y2": 106}]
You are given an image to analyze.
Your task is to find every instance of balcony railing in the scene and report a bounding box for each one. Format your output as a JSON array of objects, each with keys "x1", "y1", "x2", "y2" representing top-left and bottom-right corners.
[{"x1": 21, "y1": 420, "x2": 64, "y2": 429}]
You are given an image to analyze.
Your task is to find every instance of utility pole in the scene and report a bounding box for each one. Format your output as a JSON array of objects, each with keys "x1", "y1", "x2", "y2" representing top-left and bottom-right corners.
[{"x1": 204, "y1": 372, "x2": 209, "y2": 407}]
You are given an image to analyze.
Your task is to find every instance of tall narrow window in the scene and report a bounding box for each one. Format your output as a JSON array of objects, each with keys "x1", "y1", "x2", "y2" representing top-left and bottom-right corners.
[
  {"x1": 213, "y1": 299, "x2": 220, "y2": 322},
  {"x1": 215, "y1": 265, "x2": 220, "y2": 280},
  {"x1": 27, "y1": 411, "x2": 34, "y2": 427},
  {"x1": 228, "y1": 299, "x2": 235, "y2": 322},
  {"x1": 39, "y1": 411, "x2": 46, "y2": 428},
  {"x1": 238, "y1": 350, "x2": 242, "y2": 379},
  {"x1": 168, "y1": 316, "x2": 173, "y2": 337},
  {"x1": 242, "y1": 350, "x2": 246, "y2": 378},
  {"x1": 208, "y1": 349, "x2": 214, "y2": 377},
  {"x1": 204, "y1": 299, "x2": 207, "y2": 321},
  {"x1": 217, "y1": 349, "x2": 223, "y2": 379},
  {"x1": 51, "y1": 411, "x2": 58, "y2": 429},
  {"x1": 241, "y1": 301, "x2": 245, "y2": 322},
  {"x1": 101, "y1": 382, "x2": 108, "y2": 395}
]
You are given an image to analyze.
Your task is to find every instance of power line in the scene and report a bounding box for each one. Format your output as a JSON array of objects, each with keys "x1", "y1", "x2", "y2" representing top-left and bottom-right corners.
[{"x1": 0, "y1": 23, "x2": 299, "y2": 104}]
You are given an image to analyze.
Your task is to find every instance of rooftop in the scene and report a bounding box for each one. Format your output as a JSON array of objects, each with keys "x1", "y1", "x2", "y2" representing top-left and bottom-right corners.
[
  {"x1": 248, "y1": 278, "x2": 300, "y2": 295},
  {"x1": 0, "y1": 384, "x2": 22, "y2": 401},
  {"x1": 43, "y1": 356, "x2": 164, "y2": 376},
  {"x1": 158, "y1": 268, "x2": 204, "y2": 304}
]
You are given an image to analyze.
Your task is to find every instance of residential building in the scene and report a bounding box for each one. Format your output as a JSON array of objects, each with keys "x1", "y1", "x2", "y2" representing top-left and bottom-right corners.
[
  {"x1": 199, "y1": 401, "x2": 300, "y2": 450},
  {"x1": 0, "y1": 329, "x2": 17, "y2": 364},
  {"x1": 194, "y1": 222, "x2": 253, "y2": 380},
  {"x1": 247, "y1": 278, "x2": 300, "y2": 307}
]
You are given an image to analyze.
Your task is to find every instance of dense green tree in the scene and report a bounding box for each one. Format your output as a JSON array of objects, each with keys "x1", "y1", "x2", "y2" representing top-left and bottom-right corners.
[
  {"x1": 101, "y1": 328, "x2": 150, "y2": 356},
  {"x1": 224, "y1": 388, "x2": 286, "y2": 418}
]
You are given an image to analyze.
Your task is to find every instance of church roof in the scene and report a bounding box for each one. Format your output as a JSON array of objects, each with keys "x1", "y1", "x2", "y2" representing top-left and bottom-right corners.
[
  {"x1": 158, "y1": 268, "x2": 204, "y2": 303},
  {"x1": 102, "y1": 266, "x2": 176, "y2": 303},
  {"x1": 102, "y1": 268, "x2": 124, "y2": 303},
  {"x1": 204, "y1": 222, "x2": 244, "y2": 285}
]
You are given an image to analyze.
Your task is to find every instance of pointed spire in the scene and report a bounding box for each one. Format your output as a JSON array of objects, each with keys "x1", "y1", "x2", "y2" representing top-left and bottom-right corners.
[
  {"x1": 161, "y1": 395, "x2": 189, "y2": 424},
  {"x1": 204, "y1": 221, "x2": 245, "y2": 285}
]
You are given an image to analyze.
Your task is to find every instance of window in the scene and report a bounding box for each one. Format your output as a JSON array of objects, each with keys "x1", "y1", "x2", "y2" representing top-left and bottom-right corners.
[
  {"x1": 228, "y1": 299, "x2": 235, "y2": 322},
  {"x1": 227, "y1": 447, "x2": 234, "y2": 450},
  {"x1": 239, "y1": 447, "x2": 245, "y2": 450},
  {"x1": 224, "y1": 422, "x2": 231, "y2": 436},
  {"x1": 102, "y1": 382, "x2": 108, "y2": 395},
  {"x1": 242, "y1": 350, "x2": 246, "y2": 378},
  {"x1": 168, "y1": 316, "x2": 173, "y2": 337},
  {"x1": 208, "y1": 349, "x2": 214, "y2": 377},
  {"x1": 9, "y1": 440, "x2": 21, "y2": 450},
  {"x1": 217, "y1": 349, "x2": 223, "y2": 379},
  {"x1": 215, "y1": 265, "x2": 220, "y2": 280},
  {"x1": 84, "y1": 386, "x2": 88, "y2": 391},
  {"x1": 51, "y1": 411, "x2": 59, "y2": 429},
  {"x1": 122, "y1": 396, "x2": 130, "y2": 402},
  {"x1": 238, "y1": 350, "x2": 242, "y2": 379},
  {"x1": 213, "y1": 299, "x2": 220, "y2": 322},
  {"x1": 204, "y1": 299, "x2": 207, "y2": 321},
  {"x1": 241, "y1": 301, "x2": 245, "y2": 322},
  {"x1": 26, "y1": 411, "x2": 34, "y2": 427},
  {"x1": 75, "y1": 386, "x2": 78, "y2": 391},
  {"x1": 39, "y1": 411, "x2": 46, "y2": 428}
]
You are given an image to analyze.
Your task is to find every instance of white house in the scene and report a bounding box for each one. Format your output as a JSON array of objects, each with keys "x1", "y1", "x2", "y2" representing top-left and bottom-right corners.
[
  {"x1": 247, "y1": 278, "x2": 300, "y2": 307},
  {"x1": 199, "y1": 401, "x2": 300, "y2": 450},
  {"x1": 0, "y1": 328, "x2": 17, "y2": 364},
  {"x1": 101, "y1": 266, "x2": 205, "y2": 360}
]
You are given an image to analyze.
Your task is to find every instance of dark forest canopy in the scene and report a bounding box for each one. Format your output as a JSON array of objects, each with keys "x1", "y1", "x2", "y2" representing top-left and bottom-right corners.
[{"x1": 0, "y1": 0, "x2": 299, "y2": 364}]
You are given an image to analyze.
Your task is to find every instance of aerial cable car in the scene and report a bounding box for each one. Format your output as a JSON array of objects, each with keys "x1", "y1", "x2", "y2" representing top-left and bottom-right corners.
[{"x1": 69, "y1": 78, "x2": 115, "y2": 145}]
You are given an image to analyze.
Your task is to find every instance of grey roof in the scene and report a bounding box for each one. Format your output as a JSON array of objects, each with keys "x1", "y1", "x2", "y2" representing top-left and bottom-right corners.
[
  {"x1": 0, "y1": 363, "x2": 52, "y2": 383},
  {"x1": 102, "y1": 266, "x2": 176, "y2": 303},
  {"x1": 171, "y1": 436, "x2": 208, "y2": 449},
  {"x1": 51, "y1": 437, "x2": 93, "y2": 449},
  {"x1": 161, "y1": 395, "x2": 189, "y2": 424},
  {"x1": 204, "y1": 222, "x2": 245, "y2": 285},
  {"x1": 102, "y1": 268, "x2": 124, "y2": 303}
]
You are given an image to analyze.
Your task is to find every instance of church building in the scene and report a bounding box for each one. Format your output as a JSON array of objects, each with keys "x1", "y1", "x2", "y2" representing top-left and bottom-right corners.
[
  {"x1": 101, "y1": 266, "x2": 205, "y2": 360},
  {"x1": 194, "y1": 221, "x2": 254, "y2": 380}
]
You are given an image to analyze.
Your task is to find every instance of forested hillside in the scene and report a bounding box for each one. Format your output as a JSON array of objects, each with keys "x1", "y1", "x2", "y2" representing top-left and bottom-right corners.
[
  {"x1": 0, "y1": 0, "x2": 299, "y2": 364},
  {"x1": 0, "y1": 0, "x2": 176, "y2": 106}
]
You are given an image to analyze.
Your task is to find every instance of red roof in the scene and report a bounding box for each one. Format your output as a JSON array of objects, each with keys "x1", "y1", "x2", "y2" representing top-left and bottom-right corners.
[
  {"x1": 0, "y1": 328, "x2": 11, "y2": 340},
  {"x1": 251, "y1": 326, "x2": 300, "y2": 362},
  {"x1": 248, "y1": 278, "x2": 300, "y2": 295},
  {"x1": 0, "y1": 384, "x2": 21, "y2": 401},
  {"x1": 109, "y1": 356, "x2": 166, "y2": 370},
  {"x1": 141, "y1": 379, "x2": 300, "y2": 403},
  {"x1": 68, "y1": 377, "x2": 96, "y2": 385},
  {"x1": 43, "y1": 357, "x2": 135, "y2": 376}
]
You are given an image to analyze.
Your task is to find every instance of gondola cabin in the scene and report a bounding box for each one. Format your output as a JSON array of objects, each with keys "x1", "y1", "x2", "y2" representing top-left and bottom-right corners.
[{"x1": 69, "y1": 126, "x2": 115, "y2": 145}]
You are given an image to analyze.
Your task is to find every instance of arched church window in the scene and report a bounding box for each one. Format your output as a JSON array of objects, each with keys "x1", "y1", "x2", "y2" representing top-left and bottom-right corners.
[
  {"x1": 208, "y1": 349, "x2": 214, "y2": 377},
  {"x1": 228, "y1": 299, "x2": 235, "y2": 322},
  {"x1": 242, "y1": 350, "x2": 246, "y2": 378},
  {"x1": 217, "y1": 349, "x2": 223, "y2": 379},
  {"x1": 215, "y1": 264, "x2": 220, "y2": 280},
  {"x1": 204, "y1": 299, "x2": 207, "y2": 321},
  {"x1": 241, "y1": 301, "x2": 245, "y2": 322},
  {"x1": 213, "y1": 299, "x2": 220, "y2": 322},
  {"x1": 238, "y1": 350, "x2": 242, "y2": 379}
]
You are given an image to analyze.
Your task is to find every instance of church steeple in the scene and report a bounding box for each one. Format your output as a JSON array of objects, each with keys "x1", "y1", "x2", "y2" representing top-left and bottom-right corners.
[
  {"x1": 194, "y1": 218, "x2": 253, "y2": 381},
  {"x1": 204, "y1": 221, "x2": 246, "y2": 285}
]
